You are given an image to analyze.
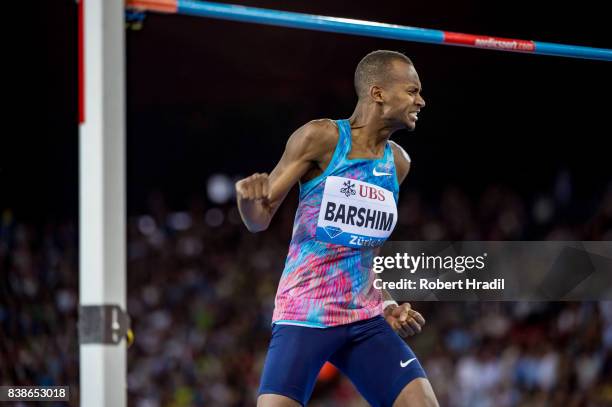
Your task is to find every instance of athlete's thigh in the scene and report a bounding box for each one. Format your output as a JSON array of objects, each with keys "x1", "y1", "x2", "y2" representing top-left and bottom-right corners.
[
  {"x1": 329, "y1": 316, "x2": 429, "y2": 407},
  {"x1": 392, "y1": 378, "x2": 438, "y2": 407},
  {"x1": 257, "y1": 394, "x2": 301, "y2": 407},
  {"x1": 258, "y1": 323, "x2": 341, "y2": 406}
]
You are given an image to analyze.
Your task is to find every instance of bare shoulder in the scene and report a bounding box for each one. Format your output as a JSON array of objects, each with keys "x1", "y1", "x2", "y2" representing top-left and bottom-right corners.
[
  {"x1": 287, "y1": 118, "x2": 339, "y2": 161},
  {"x1": 388, "y1": 140, "x2": 412, "y2": 184},
  {"x1": 299, "y1": 118, "x2": 338, "y2": 149},
  {"x1": 388, "y1": 140, "x2": 411, "y2": 164}
]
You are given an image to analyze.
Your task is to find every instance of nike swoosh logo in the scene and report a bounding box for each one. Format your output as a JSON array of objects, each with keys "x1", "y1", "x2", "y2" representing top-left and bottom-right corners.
[
  {"x1": 373, "y1": 169, "x2": 392, "y2": 176},
  {"x1": 400, "y1": 358, "x2": 417, "y2": 368}
]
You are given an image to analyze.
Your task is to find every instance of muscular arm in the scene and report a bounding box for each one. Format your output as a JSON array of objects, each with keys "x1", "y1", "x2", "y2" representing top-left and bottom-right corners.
[
  {"x1": 382, "y1": 140, "x2": 413, "y2": 305},
  {"x1": 236, "y1": 120, "x2": 337, "y2": 232},
  {"x1": 382, "y1": 141, "x2": 413, "y2": 302},
  {"x1": 383, "y1": 140, "x2": 425, "y2": 336}
]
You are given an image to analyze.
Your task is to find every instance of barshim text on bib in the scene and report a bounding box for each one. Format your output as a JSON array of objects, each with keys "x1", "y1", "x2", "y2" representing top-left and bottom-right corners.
[{"x1": 315, "y1": 176, "x2": 397, "y2": 248}]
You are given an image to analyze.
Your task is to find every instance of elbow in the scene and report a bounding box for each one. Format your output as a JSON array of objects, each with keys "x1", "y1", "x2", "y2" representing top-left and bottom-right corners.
[{"x1": 246, "y1": 223, "x2": 269, "y2": 233}]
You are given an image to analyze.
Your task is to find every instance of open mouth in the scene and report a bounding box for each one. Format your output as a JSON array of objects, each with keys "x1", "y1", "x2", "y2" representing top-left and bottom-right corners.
[{"x1": 408, "y1": 111, "x2": 419, "y2": 121}]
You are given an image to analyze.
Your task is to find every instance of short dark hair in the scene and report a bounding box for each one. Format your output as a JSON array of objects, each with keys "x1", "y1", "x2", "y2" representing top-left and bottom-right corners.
[{"x1": 354, "y1": 50, "x2": 413, "y2": 99}]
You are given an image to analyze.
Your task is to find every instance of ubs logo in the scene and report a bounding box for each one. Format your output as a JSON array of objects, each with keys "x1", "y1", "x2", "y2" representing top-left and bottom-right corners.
[
  {"x1": 359, "y1": 185, "x2": 386, "y2": 201},
  {"x1": 340, "y1": 181, "x2": 356, "y2": 197}
]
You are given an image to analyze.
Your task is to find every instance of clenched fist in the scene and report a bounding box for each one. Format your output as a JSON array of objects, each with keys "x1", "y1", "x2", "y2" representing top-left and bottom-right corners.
[
  {"x1": 384, "y1": 303, "x2": 426, "y2": 338},
  {"x1": 235, "y1": 173, "x2": 271, "y2": 201}
]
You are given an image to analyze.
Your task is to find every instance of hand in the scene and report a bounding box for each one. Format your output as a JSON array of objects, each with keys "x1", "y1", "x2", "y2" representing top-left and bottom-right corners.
[
  {"x1": 384, "y1": 303, "x2": 425, "y2": 338},
  {"x1": 235, "y1": 173, "x2": 270, "y2": 202}
]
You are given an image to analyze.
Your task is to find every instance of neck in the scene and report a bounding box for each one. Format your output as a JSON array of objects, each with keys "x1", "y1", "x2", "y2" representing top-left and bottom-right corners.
[{"x1": 348, "y1": 102, "x2": 397, "y2": 152}]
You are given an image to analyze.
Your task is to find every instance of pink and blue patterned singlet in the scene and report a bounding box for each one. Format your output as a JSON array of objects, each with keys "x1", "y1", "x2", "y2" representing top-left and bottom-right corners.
[{"x1": 272, "y1": 119, "x2": 400, "y2": 328}]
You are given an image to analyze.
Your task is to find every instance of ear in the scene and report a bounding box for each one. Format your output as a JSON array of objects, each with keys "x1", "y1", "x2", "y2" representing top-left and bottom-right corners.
[{"x1": 369, "y1": 85, "x2": 384, "y2": 103}]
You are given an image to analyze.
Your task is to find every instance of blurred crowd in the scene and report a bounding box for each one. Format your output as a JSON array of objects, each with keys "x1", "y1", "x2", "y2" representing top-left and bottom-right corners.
[{"x1": 1, "y1": 183, "x2": 612, "y2": 407}]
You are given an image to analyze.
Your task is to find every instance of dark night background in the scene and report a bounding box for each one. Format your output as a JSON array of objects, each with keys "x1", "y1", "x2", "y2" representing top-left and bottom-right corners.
[
  {"x1": 19, "y1": 0, "x2": 612, "y2": 223},
  {"x1": 2, "y1": 2, "x2": 612, "y2": 406}
]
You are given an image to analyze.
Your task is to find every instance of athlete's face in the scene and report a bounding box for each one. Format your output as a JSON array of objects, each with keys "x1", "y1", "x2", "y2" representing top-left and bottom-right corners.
[{"x1": 378, "y1": 62, "x2": 425, "y2": 131}]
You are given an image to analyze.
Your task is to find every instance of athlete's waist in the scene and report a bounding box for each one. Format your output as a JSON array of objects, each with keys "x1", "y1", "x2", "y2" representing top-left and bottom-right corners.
[{"x1": 272, "y1": 296, "x2": 383, "y2": 328}]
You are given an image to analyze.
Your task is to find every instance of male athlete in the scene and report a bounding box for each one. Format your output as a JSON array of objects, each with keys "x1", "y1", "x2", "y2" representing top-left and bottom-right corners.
[{"x1": 236, "y1": 50, "x2": 438, "y2": 407}]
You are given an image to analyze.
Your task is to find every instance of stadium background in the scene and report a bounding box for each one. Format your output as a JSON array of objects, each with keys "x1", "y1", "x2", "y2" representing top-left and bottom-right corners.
[{"x1": 2, "y1": 0, "x2": 612, "y2": 405}]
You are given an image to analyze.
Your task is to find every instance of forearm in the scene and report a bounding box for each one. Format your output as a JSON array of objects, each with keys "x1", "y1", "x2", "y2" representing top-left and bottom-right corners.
[{"x1": 237, "y1": 198, "x2": 272, "y2": 233}]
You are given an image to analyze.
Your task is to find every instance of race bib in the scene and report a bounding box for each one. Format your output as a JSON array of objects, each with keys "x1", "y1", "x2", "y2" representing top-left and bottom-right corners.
[{"x1": 315, "y1": 176, "x2": 397, "y2": 248}]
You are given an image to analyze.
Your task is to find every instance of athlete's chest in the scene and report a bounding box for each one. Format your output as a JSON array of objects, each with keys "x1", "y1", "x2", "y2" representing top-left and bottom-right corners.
[
  {"x1": 304, "y1": 149, "x2": 401, "y2": 186},
  {"x1": 336, "y1": 157, "x2": 397, "y2": 190}
]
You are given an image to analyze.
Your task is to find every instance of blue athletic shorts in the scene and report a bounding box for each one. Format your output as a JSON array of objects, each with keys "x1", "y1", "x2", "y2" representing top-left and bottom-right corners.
[{"x1": 258, "y1": 315, "x2": 427, "y2": 407}]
